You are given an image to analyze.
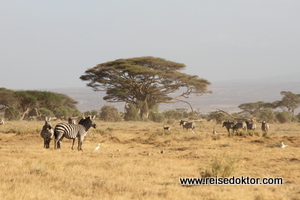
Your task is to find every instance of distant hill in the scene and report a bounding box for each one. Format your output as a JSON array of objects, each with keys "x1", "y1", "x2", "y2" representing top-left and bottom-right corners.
[{"x1": 47, "y1": 73, "x2": 300, "y2": 114}]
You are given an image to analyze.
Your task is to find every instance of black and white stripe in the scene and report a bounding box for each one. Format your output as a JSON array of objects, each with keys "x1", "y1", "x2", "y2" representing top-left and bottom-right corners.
[
  {"x1": 54, "y1": 115, "x2": 96, "y2": 150},
  {"x1": 40, "y1": 117, "x2": 54, "y2": 148}
]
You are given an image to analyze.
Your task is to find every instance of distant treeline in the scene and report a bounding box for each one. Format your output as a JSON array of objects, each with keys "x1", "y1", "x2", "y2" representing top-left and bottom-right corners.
[
  {"x1": 0, "y1": 88, "x2": 80, "y2": 120},
  {"x1": 1, "y1": 88, "x2": 300, "y2": 124}
]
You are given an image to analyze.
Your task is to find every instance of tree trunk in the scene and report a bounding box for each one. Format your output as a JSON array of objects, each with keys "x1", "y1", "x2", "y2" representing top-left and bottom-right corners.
[
  {"x1": 139, "y1": 101, "x2": 150, "y2": 121},
  {"x1": 20, "y1": 108, "x2": 30, "y2": 120}
]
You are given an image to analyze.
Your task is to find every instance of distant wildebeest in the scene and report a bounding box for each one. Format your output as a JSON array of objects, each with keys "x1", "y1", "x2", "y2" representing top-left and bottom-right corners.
[
  {"x1": 40, "y1": 117, "x2": 54, "y2": 148},
  {"x1": 222, "y1": 121, "x2": 235, "y2": 136},
  {"x1": 261, "y1": 121, "x2": 269, "y2": 135},
  {"x1": 246, "y1": 120, "x2": 256, "y2": 130},
  {"x1": 179, "y1": 120, "x2": 195, "y2": 133},
  {"x1": 233, "y1": 122, "x2": 247, "y2": 132}
]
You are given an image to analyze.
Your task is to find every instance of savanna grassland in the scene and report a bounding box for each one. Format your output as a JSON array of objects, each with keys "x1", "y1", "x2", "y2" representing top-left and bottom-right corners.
[{"x1": 0, "y1": 120, "x2": 300, "y2": 200}]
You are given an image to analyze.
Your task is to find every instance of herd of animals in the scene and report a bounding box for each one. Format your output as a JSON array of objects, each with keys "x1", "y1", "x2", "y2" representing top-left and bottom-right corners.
[
  {"x1": 40, "y1": 115, "x2": 97, "y2": 150},
  {"x1": 221, "y1": 120, "x2": 270, "y2": 136},
  {"x1": 0, "y1": 117, "x2": 271, "y2": 150},
  {"x1": 178, "y1": 119, "x2": 269, "y2": 136}
]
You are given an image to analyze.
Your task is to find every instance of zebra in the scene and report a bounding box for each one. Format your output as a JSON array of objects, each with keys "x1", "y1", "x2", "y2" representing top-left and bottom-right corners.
[
  {"x1": 179, "y1": 120, "x2": 195, "y2": 133},
  {"x1": 68, "y1": 117, "x2": 76, "y2": 124},
  {"x1": 40, "y1": 117, "x2": 54, "y2": 148},
  {"x1": 245, "y1": 120, "x2": 256, "y2": 130},
  {"x1": 261, "y1": 121, "x2": 269, "y2": 134},
  {"x1": 222, "y1": 121, "x2": 235, "y2": 136},
  {"x1": 0, "y1": 119, "x2": 4, "y2": 125},
  {"x1": 54, "y1": 115, "x2": 96, "y2": 150},
  {"x1": 233, "y1": 122, "x2": 247, "y2": 132}
]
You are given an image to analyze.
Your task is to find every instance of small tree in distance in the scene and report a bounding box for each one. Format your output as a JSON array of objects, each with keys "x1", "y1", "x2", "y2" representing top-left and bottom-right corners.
[{"x1": 99, "y1": 105, "x2": 121, "y2": 122}]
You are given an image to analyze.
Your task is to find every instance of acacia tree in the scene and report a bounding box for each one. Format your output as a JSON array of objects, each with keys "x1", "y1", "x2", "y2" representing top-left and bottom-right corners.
[
  {"x1": 275, "y1": 91, "x2": 300, "y2": 115},
  {"x1": 80, "y1": 56, "x2": 211, "y2": 120},
  {"x1": 238, "y1": 101, "x2": 276, "y2": 116},
  {"x1": 0, "y1": 89, "x2": 79, "y2": 120}
]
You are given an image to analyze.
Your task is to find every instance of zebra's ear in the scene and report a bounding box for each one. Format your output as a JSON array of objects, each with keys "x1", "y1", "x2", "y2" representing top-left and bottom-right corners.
[{"x1": 49, "y1": 117, "x2": 51, "y2": 121}]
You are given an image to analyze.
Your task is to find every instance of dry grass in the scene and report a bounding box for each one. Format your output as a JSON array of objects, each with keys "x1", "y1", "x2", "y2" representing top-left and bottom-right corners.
[{"x1": 1, "y1": 120, "x2": 300, "y2": 200}]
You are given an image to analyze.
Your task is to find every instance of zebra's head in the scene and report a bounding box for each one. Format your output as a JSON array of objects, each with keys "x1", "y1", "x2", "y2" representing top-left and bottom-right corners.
[
  {"x1": 179, "y1": 120, "x2": 186, "y2": 126},
  {"x1": 79, "y1": 115, "x2": 96, "y2": 130},
  {"x1": 44, "y1": 117, "x2": 52, "y2": 130}
]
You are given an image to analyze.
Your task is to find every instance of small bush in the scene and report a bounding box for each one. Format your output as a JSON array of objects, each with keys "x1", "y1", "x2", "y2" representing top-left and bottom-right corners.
[
  {"x1": 149, "y1": 112, "x2": 165, "y2": 123},
  {"x1": 5, "y1": 106, "x2": 20, "y2": 120},
  {"x1": 201, "y1": 154, "x2": 240, "y2": 178},
  {"x1": 276, "y1": 111, "x2": 292, "y2": 123},
  {"x1": 124, "y1": 103, "x2": 140, "y2": 121},
  {"x1": 99, "y1": 105, "x2": 121, "y2": 122}
]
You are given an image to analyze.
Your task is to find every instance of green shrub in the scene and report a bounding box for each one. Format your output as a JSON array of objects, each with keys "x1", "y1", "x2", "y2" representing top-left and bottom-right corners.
[
  {"x1": 99, "y1": 105, "x2": 121, "y2": 122},
  {"x1": 4, "y1": 106, "x2": 20, "y2": 120},
  {"x1": 276, "y1": 111, "x2": 292, "y2": 123},
  {"x1": 124, "y1": 103, "x2": 140, "y2": 121},
  {"x1": 149, "y1": 111, "x2": 165, "y2": 123}
]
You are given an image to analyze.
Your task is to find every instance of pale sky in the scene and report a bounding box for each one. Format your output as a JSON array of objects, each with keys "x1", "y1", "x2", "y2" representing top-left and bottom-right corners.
[{"x1": 1, "y1": 0, "x2": 300, "y2": 90}]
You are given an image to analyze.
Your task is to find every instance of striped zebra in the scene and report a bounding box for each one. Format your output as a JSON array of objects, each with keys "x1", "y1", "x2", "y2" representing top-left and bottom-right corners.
[
  {"x1": 40, "y1": 117, "x2": 54, "y2": 148},
  {"x1": 0, "y1": 119, "x2": 4, "y2": 125},
  {"x1": 261, "y1": 121, "x2": 269, "y2": 134},
  {"x1": 222, "y1": 121, "x2": 235, "y2": 135},
  {"x1": 54, "y1": 115, "x2": 96, "y2": 150}
]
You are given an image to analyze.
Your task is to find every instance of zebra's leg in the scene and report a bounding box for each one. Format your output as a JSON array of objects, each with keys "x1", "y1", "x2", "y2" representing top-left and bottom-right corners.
[
  {"x1": 71, "y1": 138, "x2": 76, "y2": 150},
  {"x1": 58, "y1": 136, "x2": 64, "y2": 148},
  {"x1": 45, "y1": 139, "x2": 49, "y2": 148},
  {"x1": 55, "y1": 132, "x2": 63, "y2": 149},
  {"x1": 77, "y1": 137, "x2": 83, "y2": 151}
]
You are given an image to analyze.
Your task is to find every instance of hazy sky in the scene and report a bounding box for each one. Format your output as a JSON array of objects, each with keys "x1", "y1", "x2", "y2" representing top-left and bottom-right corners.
[{"x1": 1, "y1": 0, "x2": 300, "y2": 90}]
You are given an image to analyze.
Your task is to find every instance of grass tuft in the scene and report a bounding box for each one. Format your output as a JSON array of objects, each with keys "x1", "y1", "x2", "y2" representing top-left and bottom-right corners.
[{"x1": 201, "y1": 153, "x2": 240, "y2": 178}]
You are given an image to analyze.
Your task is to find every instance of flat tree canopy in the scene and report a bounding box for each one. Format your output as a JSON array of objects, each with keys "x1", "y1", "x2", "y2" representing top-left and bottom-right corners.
[
  {"x1": 80, "y1": 56, "x2": 211, "y2": 120},
  {"x1": 0, "y1": 88, "x2": 79, "y2": 120}
]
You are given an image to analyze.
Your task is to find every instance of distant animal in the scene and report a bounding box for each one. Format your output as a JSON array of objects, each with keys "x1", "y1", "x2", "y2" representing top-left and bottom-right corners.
[
  {"x1": 233, "y1": 122, "x2": 247, "y2": 132},
  {"x1": 54, "y1": 115, "x2": 96, "y2": 150},
  {"x1": 40, "y1": 117, "x2": 54, "y2": 148},
  {"x1": 68, "y1": 117, "x2": 76, "y2": 124},
  {"x1": 245, "y1": 120, "x2": 256, "y2": 130},
  {"x1": 222, "y1": 121, "x2": 235, "y2": 135},
  {"x1": 179, "y1": 120, "x2": 195, "y2": 133},
  {"x1": 280, "y1": 141, "x2": 288, "y2": 149},
  {"x1": 0, "y1": 119, "x2": 4, "y2": 125},
  {"x1": 94, "y1": 143, "x2": 101, "y2": 151},
  {"x1": 261, "y1": 121, "x2": 269, "y2": 134},
  {"x1": 163, "y1": 124, "x2": 170, "y2": 130}
]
